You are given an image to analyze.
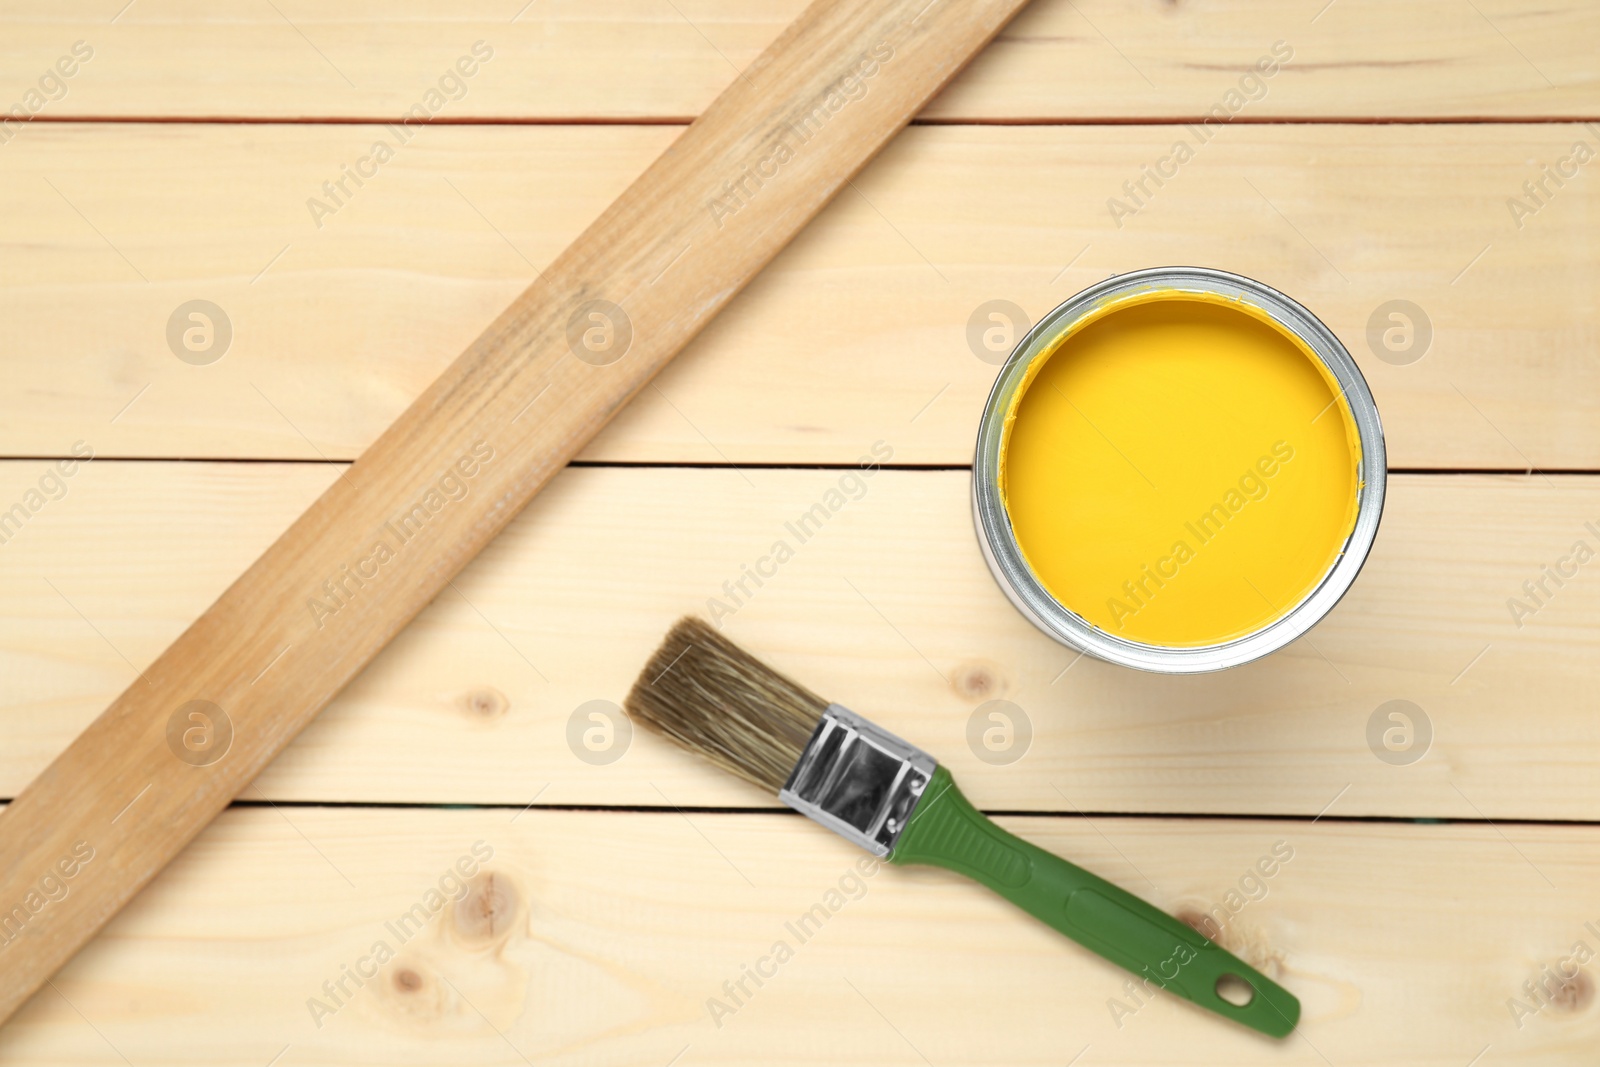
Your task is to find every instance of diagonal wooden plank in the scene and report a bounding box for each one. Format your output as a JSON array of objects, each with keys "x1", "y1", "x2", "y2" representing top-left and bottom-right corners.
[{"x1": 0, "y1": 0, "x2": 1036, "y2": 1026}]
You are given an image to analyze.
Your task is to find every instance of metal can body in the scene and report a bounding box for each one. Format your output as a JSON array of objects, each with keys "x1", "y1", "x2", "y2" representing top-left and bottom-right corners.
[{"x1": 972, "y1": 266, "x2": 1386, "y2": 674}]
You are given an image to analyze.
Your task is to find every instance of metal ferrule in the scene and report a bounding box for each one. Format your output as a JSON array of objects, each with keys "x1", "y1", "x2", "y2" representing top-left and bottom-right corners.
[{"x1": 779, "y1": 704, "x2": 937, "y2": 857}]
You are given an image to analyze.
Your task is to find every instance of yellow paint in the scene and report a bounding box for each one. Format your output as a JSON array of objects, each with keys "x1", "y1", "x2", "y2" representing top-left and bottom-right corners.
[{"x1": 999, "y1": 290, "x2": 1361, "y2": 647}]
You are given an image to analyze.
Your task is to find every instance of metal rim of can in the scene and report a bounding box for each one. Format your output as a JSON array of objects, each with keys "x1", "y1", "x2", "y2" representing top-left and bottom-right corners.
[{"x1": 971, "y1": 266, "x2": 1387, "y2": 674}]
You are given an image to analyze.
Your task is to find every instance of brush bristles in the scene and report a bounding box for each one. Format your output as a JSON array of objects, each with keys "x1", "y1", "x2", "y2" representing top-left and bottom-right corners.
[{"x1": 625, "y1": 617, "x2": 828, "y2": 794}]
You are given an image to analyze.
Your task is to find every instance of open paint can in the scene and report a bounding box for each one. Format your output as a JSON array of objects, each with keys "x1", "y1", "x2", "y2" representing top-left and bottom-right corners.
[{"x1": 973, "y1": 267, "x2": 1385, "y2": 673}]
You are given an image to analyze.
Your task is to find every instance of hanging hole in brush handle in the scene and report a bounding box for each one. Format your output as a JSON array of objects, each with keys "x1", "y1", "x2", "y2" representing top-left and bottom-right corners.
[
  {"x1": 889, "y1": 768, "x2": 1300, "y2": 1038},
  {"x1": 1216, "y1": 972, "x2": 1256, "y2": 1007}
]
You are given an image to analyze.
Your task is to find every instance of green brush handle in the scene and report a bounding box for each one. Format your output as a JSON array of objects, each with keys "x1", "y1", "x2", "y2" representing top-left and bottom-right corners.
[{"x1": 890, "y1": 768, "x2": 1299, "y2": 1037}]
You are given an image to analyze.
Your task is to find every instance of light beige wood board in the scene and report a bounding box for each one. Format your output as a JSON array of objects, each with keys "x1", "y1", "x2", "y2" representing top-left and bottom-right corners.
[
  {"x1": 0, "y1": 0, "x2": 1038, "y2": 1027},
  {"x1": 2, "y1": 806, "x2": 1595, "y2": 1064},
  {"x1": 2, "y1": 122, "x2": 1596, "y2": 467},
  {"x1": 0, "y1": 0, "x2": 1595, "y2": 119},
  {"x1": 3, "y1": 461, "x2": 1595, "y2": 819}
]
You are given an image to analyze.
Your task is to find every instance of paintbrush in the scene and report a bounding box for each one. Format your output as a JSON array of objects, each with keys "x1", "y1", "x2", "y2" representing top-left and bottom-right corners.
[{"x1": 626, "y1": 617, "x2": 1300, "y2": 1037}]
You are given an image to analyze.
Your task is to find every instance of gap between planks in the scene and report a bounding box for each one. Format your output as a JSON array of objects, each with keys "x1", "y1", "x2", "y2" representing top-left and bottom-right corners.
[
  {"x1": 219, "y1": 800, "x2": 1600, "y2": 828},
  {"x1": 9, "y1": 116, "x2": 1600, "y2": 126},
  {"x1": 0, "y1": 457, "x2": 1596, "y2": 477}
]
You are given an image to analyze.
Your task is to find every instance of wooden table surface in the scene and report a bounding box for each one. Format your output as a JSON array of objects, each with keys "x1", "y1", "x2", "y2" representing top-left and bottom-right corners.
[{"x1": 1, "y1": 2, "x2": 1597, "y2": 1063}]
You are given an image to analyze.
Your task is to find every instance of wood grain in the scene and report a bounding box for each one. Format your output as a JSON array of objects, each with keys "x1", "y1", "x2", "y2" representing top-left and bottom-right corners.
[
  {"x1": 0, "y1": 0, "x2": 1595, "y2": 120},
  {"x1": 3, "y1": 462, "x2": 1594, "y2": 820},
  {"x1": 3, "y1": 123, "x2": 1596, "y2": 467},
  {"x1": 0, "y1": 0, "x2": 1034, "y2": 1027},
  {"x1": 3, "y1": 806, "x2": 1594, "y2": 1064}
]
